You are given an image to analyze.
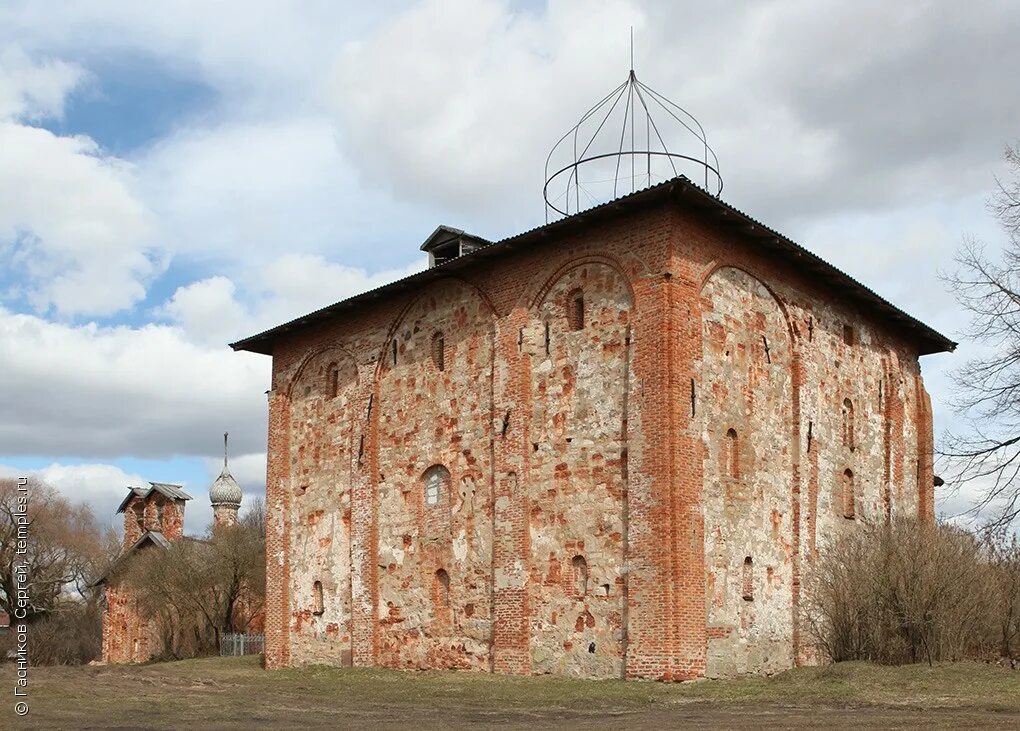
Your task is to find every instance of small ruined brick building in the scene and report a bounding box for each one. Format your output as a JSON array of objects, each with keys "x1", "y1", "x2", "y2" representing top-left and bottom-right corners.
[
  {"x1": 232, "y1": 177, "x2": 954, "y2": 680},
  {"x1": 95, "y1": 444, "x2": 244, "y2": 664}
]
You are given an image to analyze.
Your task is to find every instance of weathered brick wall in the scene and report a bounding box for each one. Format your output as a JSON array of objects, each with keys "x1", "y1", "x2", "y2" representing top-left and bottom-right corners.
[
  {"x1": 525, "y1": 262, "x2": 631, "y2": 677},
  {"x1": 374, "y1": 279, "x2": 495, "y2": 670},
  {"x1": 102, "y1": 493, "x2": 185, "y2": 663},
  {"x1": 261, "y1": 199, "x2": 937, "y2": 678},
  {"x1": 699, "y1": 266, "x2": 794, "y2": 678},
  {"x1": 101, "y1": 578, "x2": 160, "y2": 664},
  {"x1": 286, "y1": 348, "x2": 359, "y2": 665}
]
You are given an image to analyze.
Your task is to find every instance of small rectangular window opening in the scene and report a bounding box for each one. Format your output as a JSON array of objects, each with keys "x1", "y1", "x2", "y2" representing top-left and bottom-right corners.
[
  {"x1": 843, "y1": 324, "x2": 855, "y2": 346},
  {"x1": 742, "y1": 557, "x2": 753, "y2": 601},
  {"x1": 568, "y1": 289, "x2": 585, "y2": 331},
  {"x1": 431, "y1": 332, "x2": 445, "y2": 371}
]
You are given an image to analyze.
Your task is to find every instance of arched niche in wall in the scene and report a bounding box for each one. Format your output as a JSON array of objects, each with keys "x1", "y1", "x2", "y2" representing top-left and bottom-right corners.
[
  {"x1": 699, "y1": 265, "x2": 794, "y2": 678},
  {"x1": 526, "y1": 258, "x2": 633, "y2": 678},
  {"x1": 372, "y1": 277, "x2": 496, "y2": 672}
]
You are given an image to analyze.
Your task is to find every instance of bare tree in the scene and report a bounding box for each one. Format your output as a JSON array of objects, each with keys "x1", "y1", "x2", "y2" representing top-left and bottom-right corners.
[
  {"x1": 804, "y1": 519, "x2": 1001, "y2": 665},
  {"x1": 0, "y1": 477, "x2": 110, "y2": 622},
  {"x1": 120, "y1": 500, "x2": 265, "y2": 658},
  {"x1": 985, "y1": 527, "x2": 1020, "y2": 659},
  {"x1": 941, "y1": 143, "x2": 1020, "y2": 529}
]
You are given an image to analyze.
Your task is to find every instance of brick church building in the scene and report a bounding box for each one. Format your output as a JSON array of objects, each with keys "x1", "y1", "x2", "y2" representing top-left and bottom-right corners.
[
  {"x1": 232, "y1": 176, "x2": 953, "y2": 679},
  {"x1": 96, "y1": 439, "x2": 244, "y2": 663}
]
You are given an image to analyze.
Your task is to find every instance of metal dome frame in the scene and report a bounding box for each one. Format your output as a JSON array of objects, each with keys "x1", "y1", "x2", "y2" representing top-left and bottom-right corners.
[{"x1": 543, "y1": 68, "x2": 723, "y2": 222}]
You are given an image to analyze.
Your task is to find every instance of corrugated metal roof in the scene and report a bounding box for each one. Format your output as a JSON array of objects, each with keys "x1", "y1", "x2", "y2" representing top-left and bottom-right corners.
[{"x1": 230, "y1": 175, "x2": 955, "y2": 356}]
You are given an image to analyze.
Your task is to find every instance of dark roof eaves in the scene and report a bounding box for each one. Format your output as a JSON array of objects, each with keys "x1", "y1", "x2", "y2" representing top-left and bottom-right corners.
[{"x1": 230, "y1": 176, "x2": 955, "y2": 356}]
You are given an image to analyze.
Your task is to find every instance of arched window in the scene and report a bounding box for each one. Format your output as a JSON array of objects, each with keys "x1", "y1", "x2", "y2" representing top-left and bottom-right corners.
[
  {"x1": 155, "y1": 501, "x2": 164, "y2": 526},
  {"x1": 568, "y1": 289, "x2": 585, "y2": 330},
  {"x1": 134, "y1": 504, "x2": 145, "y2": 531},
  {"x1": 312, "y1": 580, "x2": 324, "y2": 615},
  {"x1": 423, "y1": 465, "x2": 450, "y2": 507},
  {"x1": 842, "y1": 398, "x2": 855, "y2": 451},
  {"x1": 742, "y1": 557, "x2": 753, "y2": 601},
  {"x1": 842, "y1": 469, "x2": 856, "y2": 519},
  {"x1": 434, "y1": 568, "x2": 450, "y2": 608},
  {"x1": 725, "y1": 428, "x2": 739, "y2": 478},
  {"x1": 431, "y1": 332, "x2": 445, "y2": 371},
  {"x1": 571, "y1": 555, "x2": 589, "y2": 598}
]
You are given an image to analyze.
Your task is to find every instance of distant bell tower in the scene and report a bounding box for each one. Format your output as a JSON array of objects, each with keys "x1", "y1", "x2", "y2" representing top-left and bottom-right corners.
[{"x1": 210, "y1": 432, "x2": 243, "y2": 528}]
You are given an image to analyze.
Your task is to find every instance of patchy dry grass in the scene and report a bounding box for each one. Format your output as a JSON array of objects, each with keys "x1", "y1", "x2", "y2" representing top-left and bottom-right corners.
[{"x1": 4, "y1": 656, "x2": 1020, "y2": 729}]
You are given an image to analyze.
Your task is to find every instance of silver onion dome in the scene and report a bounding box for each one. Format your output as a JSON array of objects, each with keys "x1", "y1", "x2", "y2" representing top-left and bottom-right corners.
[{"x1": 210, "y1": 432, "x2": 242, "y2": 506}]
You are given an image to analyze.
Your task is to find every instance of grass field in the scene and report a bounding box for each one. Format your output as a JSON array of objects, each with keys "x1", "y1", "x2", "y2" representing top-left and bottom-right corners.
[{"x1": 4, "y1": 656, "x2": 1020, "y2": 729}]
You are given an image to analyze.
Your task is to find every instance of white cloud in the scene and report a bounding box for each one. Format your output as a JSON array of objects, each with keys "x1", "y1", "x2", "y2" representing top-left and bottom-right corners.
[
  {"x1": 159, "y1": 256, "x2": 426, "y2": 346},
  {"x1": 0, "y1": 50, "x2": 154, "y2": 317},
  {"x1": 0, "y1": 461, "x2": 145, "y2": 530},
  {"x1": 0, "y1": 46, "x2": 84, "y2": 120},
  {"x1": 157, "y1": 275, "x2": 247, "y2": 346},
  {"x1": 0, "y1": 306, "x2": 270, "y2": 458},
  {"x1": 0, "y1": 0, "x2": 1017, "y2": 528},
  {"x1": 0, "y1": 122, "x2": 155, "y2": 315}
]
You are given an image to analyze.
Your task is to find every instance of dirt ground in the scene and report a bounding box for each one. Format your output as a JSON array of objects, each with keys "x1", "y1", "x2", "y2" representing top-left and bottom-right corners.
[{"x1": 4, "y1": 656, "x2": 1020, "y2": 730}]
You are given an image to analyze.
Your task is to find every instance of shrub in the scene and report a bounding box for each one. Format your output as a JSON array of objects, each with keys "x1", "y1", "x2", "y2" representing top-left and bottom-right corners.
[{"x1": 803, "y1": 519, "x2": 1016, "y2": 665}]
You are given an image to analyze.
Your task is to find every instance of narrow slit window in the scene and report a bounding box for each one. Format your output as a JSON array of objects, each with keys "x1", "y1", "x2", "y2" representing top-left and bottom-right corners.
[
  {"x1": 431, "y1": 332, "x2": 445, "y2": 371},
  {"x1": 742, "y1": 557, "x2": 753, "y2": 601},
  {"x1": 842, "y1": 398, "x2": 855, "y2": 451},
  {"x1": 391, "y1": 339, "x2": 398, "y2": 366},
  {"x1": 312, "y1": 581, "x2": 324, "y2": 615},
  {"x1": 571, "y1": 555, "x2": 589, "y2": 598},
  {"x1": 544, "y1": 322, "x2": 551, "y2": 355},
  {"x1": 725, "y1": 428, "x2": 739, "y2": 478},
  {"x1": 568, "y1": 289, "x2": 585, "y2": 331},
  {"x1": 842, "y1": 469, "x2": 856, "y2": 519},
  {"x1": 328, "y1": 363, "x2": 339, "y2": 398}
]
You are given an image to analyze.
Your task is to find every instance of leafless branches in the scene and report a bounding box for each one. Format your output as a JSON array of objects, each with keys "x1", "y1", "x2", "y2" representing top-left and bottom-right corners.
[
  {"x1": 120, "y1": 503, "x2": 265, "y2": 659},
  {"x1": 941, "y1": 143, "x2": 1020, "y2": 529},
  {"x1": 803, "y1": 520, "x2": 1019, "y2": 664},
  {"x1": 0, "y1": 477, "x2": 112, "y2": 622}
]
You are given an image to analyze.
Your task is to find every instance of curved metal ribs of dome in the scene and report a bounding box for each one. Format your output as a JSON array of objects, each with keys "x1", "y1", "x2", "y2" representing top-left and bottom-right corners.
[{"x1": 543, "y1": 69, "x2": 723, "y2": 221}]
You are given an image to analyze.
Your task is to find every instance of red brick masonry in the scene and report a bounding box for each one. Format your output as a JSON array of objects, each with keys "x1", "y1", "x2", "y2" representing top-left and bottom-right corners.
[{"x1": 237, "y1": 181, "x2": 949, "y2": 679}]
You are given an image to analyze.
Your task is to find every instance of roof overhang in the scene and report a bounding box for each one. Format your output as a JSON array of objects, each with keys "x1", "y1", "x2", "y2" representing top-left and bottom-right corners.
[
  {"x1": 90, "y1": 530, "x2": 172, "y2": 587},
  {"x1": 230, "y1": 176, "x2": 956, "y2": 357},
  {"x1": 116, "y1": 482, "x2": 192, "y2": 513}
]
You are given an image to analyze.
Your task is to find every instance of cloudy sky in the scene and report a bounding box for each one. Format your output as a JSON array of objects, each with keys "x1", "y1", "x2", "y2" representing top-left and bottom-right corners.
[{"x1": 1, "y1": 1, "x2": 1017, "y2": 535}]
